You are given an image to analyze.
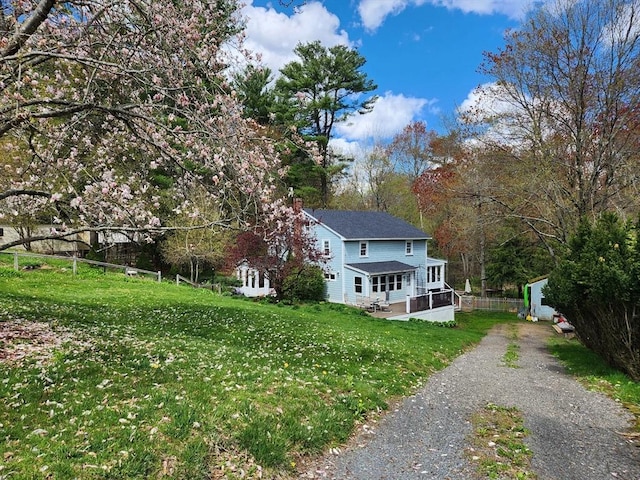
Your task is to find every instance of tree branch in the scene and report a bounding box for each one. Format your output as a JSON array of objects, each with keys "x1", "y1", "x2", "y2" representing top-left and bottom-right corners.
[
  {"x1": 0, "y1": 189, "x2": 52, "y2": 201},
  {"x1": 0, "y1": 221, "x2": 240, "y2": 252},
  {"x1": 0, "y1": 0, "x2": 56, "y2": 59}
]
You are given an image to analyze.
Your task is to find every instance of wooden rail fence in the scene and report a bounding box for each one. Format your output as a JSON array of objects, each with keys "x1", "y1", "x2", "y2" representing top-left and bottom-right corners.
[
  {"x1": 1, "y1": 251, "x2": 162, "y2": 282},
  {"x1": 175, "y1": 274, "x2": 222, "y2": 293}
]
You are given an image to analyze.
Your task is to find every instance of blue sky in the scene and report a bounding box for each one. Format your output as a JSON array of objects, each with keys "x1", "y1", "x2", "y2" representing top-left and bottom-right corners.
[{"x1": 240, "y1": 0, "x2": 540, "y2": 151}]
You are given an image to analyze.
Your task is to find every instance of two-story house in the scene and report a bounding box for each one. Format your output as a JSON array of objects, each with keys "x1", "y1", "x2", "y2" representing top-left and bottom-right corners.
[{"x1": 304, "y1": 209, "x2": 456, "y2": 322}]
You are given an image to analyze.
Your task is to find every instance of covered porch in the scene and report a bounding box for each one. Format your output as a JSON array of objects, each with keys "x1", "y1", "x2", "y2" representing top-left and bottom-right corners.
[
  {"x1": 344, "y1": 260, "x2": 419, "y2": 307},
  {"x1": 343, "y1": 259, "x2": 457, "y2": 322}
]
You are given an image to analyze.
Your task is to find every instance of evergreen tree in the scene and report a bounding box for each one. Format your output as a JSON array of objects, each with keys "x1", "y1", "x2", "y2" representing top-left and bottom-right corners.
[{"x1": 274, "y1": 41, "x2": 377, "y2": 206}]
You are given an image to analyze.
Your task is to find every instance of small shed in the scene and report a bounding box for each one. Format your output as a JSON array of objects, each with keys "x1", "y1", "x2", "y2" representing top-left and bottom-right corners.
[{"x1": 524, "y1": 277, "x2": 557, "y2": 321}]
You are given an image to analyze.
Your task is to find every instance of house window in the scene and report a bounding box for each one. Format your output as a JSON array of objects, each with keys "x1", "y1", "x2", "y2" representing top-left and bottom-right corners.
[
  {"x1": 322, "y1": 239, "x2": 331, "y2": 257},
  {"x1": 324, "y1": 272, "x2": 337, "y2": 281},
  {"x1": 405, "y1": 241, "x2": 413, "y2": 255},
  {"x1": 429, "y1": 266, "x2": 441, "y2": 283},
  {"x1": 354, "y1": 276, "x2": 363, "y2": 294},
  {"x1": 0, "y1": 227, "x2": 3, "y2": 237},
  {"x1": 372, "y1": 275, "x2": 401, "y2": 293},
  {"x1": 359, "y1": 241, "x2": 368, "y2": 257}
]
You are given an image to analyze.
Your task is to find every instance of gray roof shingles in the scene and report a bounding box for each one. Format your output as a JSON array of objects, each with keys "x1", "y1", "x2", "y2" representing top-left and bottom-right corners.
[
  {"x1": 345, "y1": 261, "x2": 418, "y2": 275},
  {"x1": 304, "y1": 209, "x2": 430, "y2": 240}
]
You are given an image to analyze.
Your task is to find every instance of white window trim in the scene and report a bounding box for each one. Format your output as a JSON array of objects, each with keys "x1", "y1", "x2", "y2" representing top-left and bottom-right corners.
[
  {"x1": 354, "y1": 276, "x2": 363, "y2": 293},
  {"x1": 322, "y1": 239, "x2": 331, "y2": 257},
  {"x1": 324, "y1": 271, "x2": 337, "y2": 282},
  {"x1": 405, "y1": 240, "x2": 414, "y2": 256},
  {"x1": 359, "y1": 241, "x2": 369, "y2": 257}
]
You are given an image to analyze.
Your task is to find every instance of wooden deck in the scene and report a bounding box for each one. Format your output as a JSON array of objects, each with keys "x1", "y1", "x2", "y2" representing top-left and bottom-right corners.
[{"x1": 368, "y1": 302, "x2": 405, "y2": 319}]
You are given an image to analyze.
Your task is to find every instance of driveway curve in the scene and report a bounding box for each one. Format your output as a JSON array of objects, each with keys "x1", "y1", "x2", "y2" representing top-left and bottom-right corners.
[{"x1": 302, "y1": 322, "x2": 639, "y2": 479}]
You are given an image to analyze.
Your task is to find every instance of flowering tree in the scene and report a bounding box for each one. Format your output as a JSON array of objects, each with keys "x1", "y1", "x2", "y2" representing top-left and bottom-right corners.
[
  {"x1": 225, "y1": 201, "x2": 326, "y2": 300},
  {"x1": 0, "y1": 0, "x2": 286, "y2": 251}
]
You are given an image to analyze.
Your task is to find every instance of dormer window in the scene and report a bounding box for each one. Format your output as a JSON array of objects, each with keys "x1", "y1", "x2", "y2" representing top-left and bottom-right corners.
[
  {"x1": 405, "y1": 240, "x2": 413, "y2": 255},
  {"x1": 359, "y1": 241, "x2": 368, "y2": 257}
]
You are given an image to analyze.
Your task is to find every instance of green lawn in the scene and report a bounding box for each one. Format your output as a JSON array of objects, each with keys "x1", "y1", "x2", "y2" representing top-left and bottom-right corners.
[{"x1": 0, "y1": 258, "x2": 510, "y2": 478}]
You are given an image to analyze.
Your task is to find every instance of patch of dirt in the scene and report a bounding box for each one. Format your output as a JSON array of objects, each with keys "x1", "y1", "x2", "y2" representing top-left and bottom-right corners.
[{"x1": 0, "y1": 319, "x2": 81, "y2": 365}]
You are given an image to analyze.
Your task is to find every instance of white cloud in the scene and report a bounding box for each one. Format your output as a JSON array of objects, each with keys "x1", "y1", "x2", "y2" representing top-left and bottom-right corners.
[
  {"x1": 357, "y1": 0, "x2": 416, "y2": 31},
  {"x1": 329, "y1": 138, "x2": 366, "y2": 161},
  {"x1": 357, "y1": 0, "x2": 542, "y2": 31},
  {"x1": 457, "y1": 82, "x2": 541, "y2": 146},
  {"x1": 335, "y1": 92, "x2": 437, "y2": 141},
  {"x1": 241, "y1": 1, "x2": 352, "y2": 73},
  {"x1": 432, "y1": 0, "x2": 535, "y2": 18},
  {"x1": 457, "y1": 82, "x2": 517, "y2": 120}
]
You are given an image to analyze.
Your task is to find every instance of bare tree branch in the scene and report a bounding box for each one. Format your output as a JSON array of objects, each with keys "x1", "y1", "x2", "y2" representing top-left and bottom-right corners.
[
  {"x1": 0, "y1": 0, "x2": 56, "y2": 58},
  {"x1": 0, "y1": 189, "x2": 51, "y2": 201}
]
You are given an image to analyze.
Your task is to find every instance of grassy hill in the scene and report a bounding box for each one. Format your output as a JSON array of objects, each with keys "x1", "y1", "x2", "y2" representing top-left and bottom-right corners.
[{"x1": 0, "y1": 257, "x2": 510, "y2": 479}]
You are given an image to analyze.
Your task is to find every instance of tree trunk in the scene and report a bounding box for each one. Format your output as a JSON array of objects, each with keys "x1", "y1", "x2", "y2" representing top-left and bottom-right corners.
[{"x1": 478, "y1": 202, "x2": 487, "y2": 298}]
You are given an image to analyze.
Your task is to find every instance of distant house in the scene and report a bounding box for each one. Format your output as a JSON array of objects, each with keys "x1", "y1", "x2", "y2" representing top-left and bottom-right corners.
[
  {"x1": 304, "y1": 209, "x2": 457, "y2": 322},
  {"x1": 0, "y1": 224, "x2": 90, "y2": 255},
  {"x1": 0, "y1": 225, "x2": 141, "y2": 264},
  {"x1": 524, "y1": 277, "x2": 557, "y2": 321}
]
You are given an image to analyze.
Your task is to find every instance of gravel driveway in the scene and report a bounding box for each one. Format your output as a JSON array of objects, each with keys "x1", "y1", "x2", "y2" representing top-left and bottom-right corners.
[{"x1": 302, "y1": 322, "x2": 640, "y2": 479}]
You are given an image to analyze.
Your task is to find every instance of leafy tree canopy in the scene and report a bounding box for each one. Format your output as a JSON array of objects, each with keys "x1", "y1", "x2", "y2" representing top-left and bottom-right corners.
[
  {"x1": 274, "y1": 40, "x2": 377, "y2": 206},
  {"x1": 545, "y1": 213, "x2": 640, "y2": 380}
]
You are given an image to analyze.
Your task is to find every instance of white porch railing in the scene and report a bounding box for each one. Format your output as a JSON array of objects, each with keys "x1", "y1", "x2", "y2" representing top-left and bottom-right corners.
[{"x1": 406, "y1": 285, "x2": 457, "y2": 313}]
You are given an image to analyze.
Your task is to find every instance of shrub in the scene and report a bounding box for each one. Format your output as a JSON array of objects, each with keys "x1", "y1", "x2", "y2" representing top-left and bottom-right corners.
[
  {"x1": 85, "y1": 247, "x2": 105, "y2": 263},
  {"x1": 545, "y1": 213, "x2": 640, "y2": 380},
  {"x1": 281, "y1": 266, "x2": 326, "y2": 303}
]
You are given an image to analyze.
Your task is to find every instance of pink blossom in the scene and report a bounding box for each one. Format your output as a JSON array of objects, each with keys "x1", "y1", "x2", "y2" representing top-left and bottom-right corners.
[{"x1": 0, "y1": 0, "x2": 290, "y2": 253}]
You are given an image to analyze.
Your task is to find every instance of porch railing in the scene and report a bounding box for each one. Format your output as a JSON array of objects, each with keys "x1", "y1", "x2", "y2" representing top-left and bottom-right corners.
[{"x1": 407, "y1": 286, "x2": 457, "y2": 313}]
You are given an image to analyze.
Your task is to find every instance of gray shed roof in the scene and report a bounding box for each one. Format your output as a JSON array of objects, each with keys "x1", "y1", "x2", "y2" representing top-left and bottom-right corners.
[
  {"x1": 346, "y1": 261, "x2": 418, "y2": 275},
  {"x1": 304, "y1": 209, "x2": 430, "y2": 240}
]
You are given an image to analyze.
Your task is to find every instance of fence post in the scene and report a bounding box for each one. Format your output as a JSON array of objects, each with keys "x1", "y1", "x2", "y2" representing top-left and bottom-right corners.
[
  {"x1": 13, "y1": 252, "x2": 19, "y2": 271},
  {"x1": 73, "y1": 255, "x2": 77, "y2": 276},
  {"x1": 157, "y1": 271, "x2": 162, "y2": 283}
]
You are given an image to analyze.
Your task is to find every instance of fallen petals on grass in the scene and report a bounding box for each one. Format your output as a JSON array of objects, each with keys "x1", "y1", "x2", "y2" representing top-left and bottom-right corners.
[{"x1": 0, "y1": 319, "x2": 89, "y2": 365}]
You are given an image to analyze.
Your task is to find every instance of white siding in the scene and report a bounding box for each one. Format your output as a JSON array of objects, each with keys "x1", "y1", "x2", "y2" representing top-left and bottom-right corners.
[{"x1": 529, "y1": 278, "x2": 557, "y2": 321}]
